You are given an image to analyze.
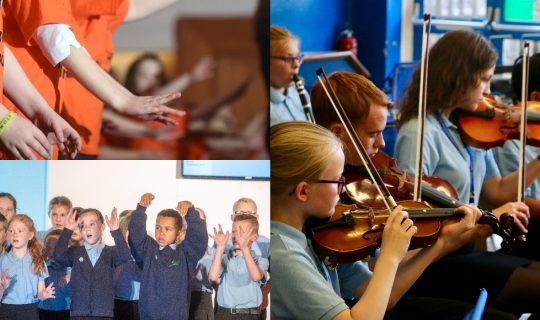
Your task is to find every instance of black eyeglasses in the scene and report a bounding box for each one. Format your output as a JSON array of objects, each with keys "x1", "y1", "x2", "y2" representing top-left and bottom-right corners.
[
  {"x1": 317, "y1": 176, "x2": 346, "y2": 194},
  {"x1": 271, "y1": 54, "x2": 304, "y2": 66},
  {"x1": 288, "y1": 176, "x2": 346, "y2": 196}
]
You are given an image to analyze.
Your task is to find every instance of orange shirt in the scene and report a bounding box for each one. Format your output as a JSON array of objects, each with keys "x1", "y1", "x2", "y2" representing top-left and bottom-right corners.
[
  {"x1": 0, "y1": 0, "x2": 79, "y2": 159},
  {"x1": 62, "y1": 0, "x2": 129, "y2": 156},
  {"x1": 0, "y1": 3, "x2": 5, "y2": 99}
]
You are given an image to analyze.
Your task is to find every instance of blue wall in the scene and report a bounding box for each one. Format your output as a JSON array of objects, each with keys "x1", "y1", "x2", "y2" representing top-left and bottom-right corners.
[
  {"x1": 0, "y1": 161, "x2": 48, "y2": 231},
  {"x1": 270, "y1": 0, "x2": 347, "y2": 52}
]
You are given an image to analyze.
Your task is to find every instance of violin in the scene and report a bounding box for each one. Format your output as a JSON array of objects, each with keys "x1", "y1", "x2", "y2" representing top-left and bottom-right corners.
[
  {"x1": 453, "y1": 94, "x2": 540, "y2": 149},
  {"x1": 341, "y1": 151, "x2": 461, "y2": 209}
]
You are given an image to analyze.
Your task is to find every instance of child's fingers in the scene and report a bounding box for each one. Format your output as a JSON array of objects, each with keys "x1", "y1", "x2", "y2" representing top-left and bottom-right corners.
[
  {"x1": 213, "y1": 227, "x2": 217, "y2": 235},
  {"x1": 218, "y1": 224, "x2": 223, "y2": 233}
]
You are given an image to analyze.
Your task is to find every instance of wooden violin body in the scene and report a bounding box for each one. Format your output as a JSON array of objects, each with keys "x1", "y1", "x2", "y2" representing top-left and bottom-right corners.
[{"x1": 454, "y1": 95, "x2": 540, "y2": 149}]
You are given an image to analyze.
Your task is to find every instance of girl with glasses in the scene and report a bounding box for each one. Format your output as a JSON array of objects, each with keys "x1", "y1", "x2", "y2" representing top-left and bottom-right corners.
[
  {"x1": 270, "y1": 26, "x2": 311, "y2": 126},
  {"x1": 270, "y1": 121, "x2": 509, "y2": 320}
]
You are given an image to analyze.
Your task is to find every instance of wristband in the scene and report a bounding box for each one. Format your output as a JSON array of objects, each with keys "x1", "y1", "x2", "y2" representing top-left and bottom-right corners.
[{"x1": 0, "y1": 112, "x2": 16, "y2": 136}]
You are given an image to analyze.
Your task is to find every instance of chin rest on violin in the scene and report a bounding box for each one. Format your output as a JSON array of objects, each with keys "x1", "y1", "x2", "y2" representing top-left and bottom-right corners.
[{"x1": 452, "y1": 95, "x2": 540, "y2": 149}]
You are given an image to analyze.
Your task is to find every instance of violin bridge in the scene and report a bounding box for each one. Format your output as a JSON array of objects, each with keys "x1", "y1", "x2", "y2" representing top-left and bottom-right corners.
[{"x1": 368, "y1": 208, "x2": 375, "y2": 227}]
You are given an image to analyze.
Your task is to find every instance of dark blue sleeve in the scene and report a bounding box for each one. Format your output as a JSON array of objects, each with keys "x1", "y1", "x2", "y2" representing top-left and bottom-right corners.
[
  {"x1": 182, "y1": 207, "x2": 208, "y2": 274},
  {"x1": 111, "y1": 229, "x2": 131, "y2": 266},
  {"x1": 53, "y1": 228, "x2": 75, "y2": 267},
  {"x1": 128, "y1": 203, "x2": 156, "y2": 268}
]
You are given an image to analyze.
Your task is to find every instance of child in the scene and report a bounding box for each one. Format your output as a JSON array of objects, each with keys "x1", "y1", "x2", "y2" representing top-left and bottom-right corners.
[
  {"x1": 0, "y1": 214, "x2": 55, "y2": 320},
  {"x1": 209, "y1": 214, "x2": 268, "y2": 320},
  {"x1": 38, "y1": 196, "x2": 72, "y2": 242},
  {"x1": 128, "y1": 193, "x2": 207, "y2": 320},
  {"x1": 54, "y1": 208, "x2": 130, "y2": 319},
  {"x1": 114, "y1": 210, "x2": 142, "y2": 320},
  {"x1": 0, "y1": 192, "x2": 16, "y2": 221},
  {"x1": 38, "y1": 229, "x2": 71, "y2": 320}
]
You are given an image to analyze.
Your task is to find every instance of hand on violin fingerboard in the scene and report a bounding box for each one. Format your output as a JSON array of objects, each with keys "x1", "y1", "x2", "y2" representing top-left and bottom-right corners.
[
  {"x1": 176, "y1": 200, "x2": 193, "y2": 217},
  {"x1": 139, "y1": 193, "x2": 155, "y2": 207}
]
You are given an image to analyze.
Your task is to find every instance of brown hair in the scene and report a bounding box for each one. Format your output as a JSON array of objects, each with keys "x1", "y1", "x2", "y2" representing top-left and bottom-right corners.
[
  {"x1": 44, "y1": 229, "x2": 62, "y2": 243},
  {"x1": 311, "y1": 71, "x2": 393, "y2": 128},
  {"x1": 48, "y1": 196, "x2": 72, "y2": 217},
  {"x1": 9, "y1": 215, "x2": 46, "y2": 275},
  {"x1": 270, "y1": 121, "x2": 343, "y2": 196},
  {"x1": 398, "y1": 30, "x2": 497, "y2": 126},
  {"x1": 233, "y1": 214, "x2": 259, "y2": 233},
  {"x1": 118, "y1": 210, "x2": 133, "y2": 238}
]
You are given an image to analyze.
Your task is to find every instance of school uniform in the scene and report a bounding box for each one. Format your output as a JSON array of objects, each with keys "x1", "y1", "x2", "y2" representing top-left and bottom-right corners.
[
  {"x1": 113, "y1": 257, "x2": 141, "y2": 320},
  {"x1": 394, "y1": 113, "x2": 533, "y2": 305},
  {"x1": 189, "y1": 247, "x2": 215, "y2": 320},
  {"x1": 128, "y1": 204, "x2": 207, "y2": 320},
  {"x1": 37, "y1": 260, "x2": 71, "y2": 320},
  {"x1": 270, "y1": 85, "x2": 308, "y2": 126},
  {"x1": 214, "y1": 247, "x2": 269, "y2": 320},
  {"x1": 0, "y1": 251, "x2": 48, "y2": 320},
  {"x1": 53, "y1": 228, "x2": 131, "y2": 318}
]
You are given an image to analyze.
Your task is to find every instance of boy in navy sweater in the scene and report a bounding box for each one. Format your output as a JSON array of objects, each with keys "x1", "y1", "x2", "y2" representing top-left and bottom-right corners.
[
  {"x1": 129, "y1": 193, "x2": 207, "y2": 320},
  {"x1": 54, "y1": 208, "x2": 131, "y2": 319}
]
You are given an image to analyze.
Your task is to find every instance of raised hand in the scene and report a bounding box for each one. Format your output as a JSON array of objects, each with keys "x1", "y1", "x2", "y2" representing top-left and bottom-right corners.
[
  {"x1": 38, "y1": 282, "x2": 56, "y2": 300},
  {"x1": 0, "y1": 269, "x2": 10, "y2": 291},
  {"x1": 379, "y1": 206, "x2": 417, "y2": 264},
  {"x1": 139, "y1": 193, "x2": 155, "y2": 207},
  {"x1": 65, "y1": 208, "x2": 80, "y2": 231},
  {"x1": 105, "y1": 207, "x2": 119, "y2": 231},
  {"x1": 191, "y1": 55, "x2": 216, "y2": 83},
  {"x1": 236, "y1": 224, "x2": 255, "y2": 251},
  {"x1": 209, "y1": 224, "x2": 229, "y2": 248},
  {"x1": 176, "y1": 201, "x2": 193, "y2": 217},
  {"x1": 195, "y1": 208, "x2": 207, "y2": 221}
]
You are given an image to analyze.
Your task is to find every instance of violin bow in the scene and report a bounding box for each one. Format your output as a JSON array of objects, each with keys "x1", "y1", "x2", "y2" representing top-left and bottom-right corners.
[
  {"x1": 518, "y1": 42, "x2": 530, "y2": 202},
  {"x1": 413, "y1": 13, "x2": 432, "y2": 202},
  {"x1": 315, "y1": 68, "x2": 397, "y2": 212}
]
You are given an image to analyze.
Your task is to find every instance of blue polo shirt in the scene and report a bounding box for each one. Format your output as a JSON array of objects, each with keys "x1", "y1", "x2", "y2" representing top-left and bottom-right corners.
[
  {"x1": 270, "y1": 221, "x2": 371, "y2": 320},
  {"x1": 0, "y1": 251, "x2": 48, "y2": 304},
  {"x1": 395, "y1": 114, "x2": 500, "y2": 205},
  {"x1": 191, "y1": 246, "x2": 215, "y2": 293},
  {"x1": 215, "y1": 249, "x2": 269, "y2": 309},
  {"x1": 270, "y1": 85, "x2": 309, "y2": 126},
  {"x1": 493, "y1": 141, "x2": 540, "y2": 198},
  {"x1": 84, "y1": 243, "x2": 105, "y2": 267}
]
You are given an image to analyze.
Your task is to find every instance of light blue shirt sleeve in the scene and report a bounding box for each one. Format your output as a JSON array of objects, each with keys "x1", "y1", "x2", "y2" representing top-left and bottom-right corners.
[
  {"x1": 337, "y1": 262, "x2": 372, "y2": 300},
  {"x1": 271, "y1": 222, "x2": 348, "y2": 320},
  {"x1": 270, "y1": 85, "x2": 310, "y2": 126},
  {"x1": 493, "y1": 141, "x2": 540, "y2": 198}
]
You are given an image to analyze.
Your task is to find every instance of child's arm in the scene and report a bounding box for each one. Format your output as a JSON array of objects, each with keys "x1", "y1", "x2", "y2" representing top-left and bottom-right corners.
[
  {"x1": 106, "y1": 207, "x2": 132, "y2": 266},
  {"x1": 3, "y1": 45, "x2": 81, "y2": 158},
  {"x1": 208, "y1": 224, "x2": 228, "y2": 284},
  {"x1": 179, "y1": 205, "x2": 208, "y2": 273},
  {"x1": 237, "y1": 226, "x2": 265, "y2": 282},
  {"x1": 53, "y1": 209, "x2": 78, "y2": 267},
  {"x1": 0, "y1": 269, "x2": 10, "y2": 297},
  {"x1": 128, "y1": 193, "x2": 156, "y2": 267}
]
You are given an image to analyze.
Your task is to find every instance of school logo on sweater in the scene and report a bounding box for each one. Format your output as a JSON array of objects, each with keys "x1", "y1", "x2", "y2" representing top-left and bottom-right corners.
[{"x1": 79, "y1": 257, "x2": 84, "y2": 263}]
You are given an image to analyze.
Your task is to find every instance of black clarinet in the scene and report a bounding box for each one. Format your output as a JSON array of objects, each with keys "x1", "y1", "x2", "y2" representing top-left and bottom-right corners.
[{"x1": 293, "y1": 74, "x2": 316, "y2": 123}]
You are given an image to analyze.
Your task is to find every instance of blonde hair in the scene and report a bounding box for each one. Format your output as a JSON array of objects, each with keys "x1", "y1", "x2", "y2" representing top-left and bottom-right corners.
[
  {"x1": 270, "y1": 25, "x2": 299, "y2": 56},
  {"x1": 270, "y1": 121, "x2": 343, "y2": 196},
  {"x1": 9, "y1": 215, "x2": 46, "y2": 275},
  {"x1": 47, "y1": 196, "x2": 72, "y2": 217},
  {"x1": 232, "y1": 198, "x2": 257, "y2": 213}
]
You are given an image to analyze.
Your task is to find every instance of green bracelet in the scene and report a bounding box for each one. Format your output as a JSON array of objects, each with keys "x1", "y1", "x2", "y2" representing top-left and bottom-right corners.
[{"x1": 0, "y1": 111, "x2": 16, "y2": 136}]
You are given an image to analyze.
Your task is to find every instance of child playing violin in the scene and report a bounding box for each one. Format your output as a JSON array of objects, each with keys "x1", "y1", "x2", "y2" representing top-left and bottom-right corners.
[
  {"x1": 270, "y1": 121, "x2": 513, "y2": 320},
  {"x1": 395, "y1": 29, "x2": 540, "y2": 316}
]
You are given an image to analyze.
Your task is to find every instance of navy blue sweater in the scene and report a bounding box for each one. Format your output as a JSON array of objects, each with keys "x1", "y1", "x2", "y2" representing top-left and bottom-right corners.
[
  {"x1": 128, "y1": 204, "x2": 207, "y2": 320},
  {"x1": 54, "y1": 228, "x2": 131, "y2": 317}
]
